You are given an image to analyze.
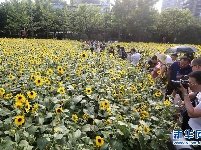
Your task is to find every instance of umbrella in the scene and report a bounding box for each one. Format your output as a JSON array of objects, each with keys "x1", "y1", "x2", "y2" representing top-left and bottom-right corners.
[{"x1": 165, "y1": 45, "x2": 198, "y2": 53}]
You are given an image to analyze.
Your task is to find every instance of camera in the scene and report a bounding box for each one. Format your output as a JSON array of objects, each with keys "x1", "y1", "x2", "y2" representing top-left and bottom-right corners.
[{"x1": 171, "y1": 75, "x2": 189, "y2": 89}]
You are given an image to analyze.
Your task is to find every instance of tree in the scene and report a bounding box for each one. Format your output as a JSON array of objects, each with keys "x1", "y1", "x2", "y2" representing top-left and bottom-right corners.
[
  {"x1": 156, "y1": 8, "x2": 194, "y2": 43},
  {"x1": 73, "y1": 4, "x2": 103, "y2": 40},
  {"x1": 111, "y1": 0, "x2": 159, "y2": 41},
  {"x1": 6, "y1": 0, "x2": 30, "y2": 36}
]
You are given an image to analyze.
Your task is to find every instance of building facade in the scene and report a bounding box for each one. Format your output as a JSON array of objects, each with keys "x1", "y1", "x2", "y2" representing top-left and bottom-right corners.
[
  {"x1": 182, "y1": 0, "x2": 201, "y2": 18},
  {"x1": 161, "y1": 0, "x2": 180, "y2": 11},
  {"x1": 162, "y1": 0, "x2": 201, "y2": 18},
  {"x1": 70, "y1": 0, "x2": 111, "y2": 12}
]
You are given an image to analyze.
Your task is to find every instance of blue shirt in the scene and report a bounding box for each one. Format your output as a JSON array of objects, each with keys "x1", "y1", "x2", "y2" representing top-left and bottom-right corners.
[{"x1": 169, "y1": 61, "x2": 192, "y2": 81}]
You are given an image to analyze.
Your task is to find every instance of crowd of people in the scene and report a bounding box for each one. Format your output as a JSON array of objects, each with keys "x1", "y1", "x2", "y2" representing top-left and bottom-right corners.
[
  {"x1": 82, "y1": 41, "x2": 201, "y2": 146},
  {"x1": 145, "y1": 52, "x2": 201, "y2": 149}
]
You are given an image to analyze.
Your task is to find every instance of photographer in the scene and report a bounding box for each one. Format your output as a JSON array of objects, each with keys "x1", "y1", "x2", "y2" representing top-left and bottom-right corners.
[
  {"x1": 179, "y1": 71, "x2": 201, "y2": 130},
  {"x1": 166, "y1": 56, "x2": 192, "y2": 97},
  {"x1": 180, "y1": 58, "x2": 201, "y2": 131}
]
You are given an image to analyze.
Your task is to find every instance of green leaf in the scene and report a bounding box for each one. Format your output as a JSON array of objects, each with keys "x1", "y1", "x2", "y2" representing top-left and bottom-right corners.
[
  {"x1": 54, "y1": 133, "x2": 63, "y2": 139},
  {"x1": 74, "y1": 129, "x2": 81, "y2": 139},
  {"x1": 94, "y1": 119, "x2": 102, "y2": 126},
  {"x1": 109, "y1": 139, "x2": 123, "y2": 150},
  {"x1": 15, "y1": 133, "x2": 20, "y2": 142},
  {"x1": 155, "y1": 129, "x2": 164, "y2": 138},
  {"x1": 4, "y1": 117, "x2": 12, "y2": 125},
  {"x1": 3, "y1": 139, "x2": 14, "y2": 150},
  {"x1": 52, "y1": 97, "x2": 60, "y2": 103},
  {"x1": 24, "y1": 117, "x2": 32, "y2": 128},
  {"x1": 118, "y1": 121, "x2": 127, "y2": 127},
  {"x1": 73, "y1": 95, "x2": 84, "y2": 104},
  {"x1": 100, "y1": 143, "x2": 109, "y2": 150},
  {"x1": 38, "y1": 117, "x2": 44, "y2": 125},
  {"x1": 27, "y1": 126, "x2": 38, "y2": 135},
  {"x1": 23, "y1": 131, "x2": 29, "y2": 137},
  {"x1": 138, "y1": 133, "x2": 145, "y2": 150},
  {"x1": 116, "y1": 129, "x2": 124, "y2": 135},
  {"x1": 83, "y1": 107, "x2": 95, "y2": 117},
  {"x1": 19, "y1": 140, "x2": 29, "y2": 147},
  {"x1": 37, "y1": 138, "x2": 49, "y2": 150},
  {"x1": 45, "y1": 112, "x2": 53, "y2": 118},
  {"x1": 82, "y1": 124, "x2": 91, "y2": 132},
  {"x1": 151, "y1": 116, "x2": 159, "y2": 121}
]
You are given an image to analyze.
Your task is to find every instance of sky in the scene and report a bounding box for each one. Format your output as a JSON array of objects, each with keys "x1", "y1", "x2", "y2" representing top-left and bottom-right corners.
[{"x1": 0, "y1": 0, "x2": 163, "y2": 12}]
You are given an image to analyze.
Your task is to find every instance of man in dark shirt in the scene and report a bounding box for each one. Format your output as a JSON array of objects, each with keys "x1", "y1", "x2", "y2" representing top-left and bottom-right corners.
[
  {"x1": 166, "y1": 56, "x2": 192, "y2": 96},
  {"x1": 145, "y1": 55, "x2": 158, "y2": 71}
]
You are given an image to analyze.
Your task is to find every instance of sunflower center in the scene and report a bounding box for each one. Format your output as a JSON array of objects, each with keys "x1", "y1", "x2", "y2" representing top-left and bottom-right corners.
[
  {"x1": 82, "y1": 54, "x2": 85, "y2": 57},
  {"x1": 98, "y1": 139, "x2": 101, "y2": 143},
  {"x1": 19, "y1": 96, "x2": 22, "y2": 100},
  {"x1": 59, "y1": 68, "x2": 61, "y2": 71},
  {"x1": 18, "y1": 118, "x2": 22, "y2": 122},
  {"x1": 57, "y1": 109, "x2": 61, "y2": 113},
  {"x1": 30, "y1": 92, "x2": 33, "y2": 95},
  {"x1": 38, "y1": 80, "x2": 41, "y2": 83}
]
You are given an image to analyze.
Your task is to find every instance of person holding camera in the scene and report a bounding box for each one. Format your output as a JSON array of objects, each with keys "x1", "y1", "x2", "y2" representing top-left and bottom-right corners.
[
  {"x1": 166, "y1": 56, "x2": 192, "y2": 97},
  {"x1": 179, "y1": 58, "x2": 201, "y2": 131},
  {"x1": 179, "y1": 71, "x2": 201, "y2": 130}
]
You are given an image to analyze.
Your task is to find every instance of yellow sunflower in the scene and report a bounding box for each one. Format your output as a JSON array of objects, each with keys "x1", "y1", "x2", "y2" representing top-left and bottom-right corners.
[
  {"x1": 107, "y1": 108, "x2": 111, "y2": 115},
  {"x1": 30, "y1": 74, "x2": 35, "y2": 81},
  {"x1": 143, "y1": 126, "x2": 150, "y2": 134},
  {"x1": 140, "y1": 111, "x2": 149, "y2": 119},
  {"x1": 112, "y1": 90, "x2": 116, "y2": 97},
  {"x1": 46, "y1": 69, "x2": 53, "y2": 75},
  {"x1": 57, "y1": 66, "x2": 64, "y2": 74},
  {"x1": 55, "y1": 107, "x2": 63, "y2": 114},
  {"x1": 15, "y1": 93, "x2": 26, "y2": 103},
  {"x1": 57, "y1": 87, "x2": 65, "y2": 94},
  {"x1": 103, "y1": 100, "x2": 110, "y2": 108},
  {"x1": 155, "y1": 104, "x2": 162, "y2": 109},
  {"x1": 0, "y1": 88, "x2": 5, "y2": 98},
  {"x1": 164, "y1": 99, "x2": 171, "y2": 106},
  {"x1": 14, "y1": 115, "x2": 25, "y2": 126},
  {"x1": 72, "y1": 114, "x2": 78, "y2": 123},
  {"x1": 14, "y1": 102, "x2": 23, "y2": 109},
  {"x1": 95, "y1": 136, "x2": 104, "y2": 147},
  {"x1": 34, "y1": 77, "x2": 43, "y2": 86},
  {"x1": 155, "y1": 91, "x2": 162, "y2": 97},
  {"x1": 132, "y1": 86, "x2": 137, "y2": 92},
  {"x1": 81, "y1": 53, "x2": 87, "y2": 59},
  {"x1": 27, "y1": 91, "x2": 37, "y2": 99},
  {"x1": 25, "y1": 100, "x2": 30, "y2": 113},
  {"x1": 82, "y1": 114, "x2": 89, "y2": 120},
  {"x1": 120, "y1": 70, "x2": 126, "y2": 75},
  {"x1": 149, "y1": 80, "x2": 155, "y2": 86},
  {"x1": 85, "y1": 87, "x2": 92, "y2": 95},
  {"x1": 106, "y1": 119, "x2": 111, "y2": 124}
]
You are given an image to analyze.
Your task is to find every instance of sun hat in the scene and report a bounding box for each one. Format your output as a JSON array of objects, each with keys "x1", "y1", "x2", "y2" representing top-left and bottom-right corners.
[
  {"x1": 166, "y1": 55, "x2": 173, "y2": 64},
  {"x1": 156, "y1": 54, "x2": 167, "y2": 64}
]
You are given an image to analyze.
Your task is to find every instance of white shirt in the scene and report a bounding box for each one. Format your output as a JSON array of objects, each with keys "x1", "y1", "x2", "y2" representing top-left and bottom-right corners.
[
  {"x1": 166, "y1": 55, "x2": 173, "y2": 65},
  {"x1": 188, "y1": 92, "x2": 201, "y2": 130},
  {"x1": 131, "y1": 53, "x2": 140, "y2": 65}
]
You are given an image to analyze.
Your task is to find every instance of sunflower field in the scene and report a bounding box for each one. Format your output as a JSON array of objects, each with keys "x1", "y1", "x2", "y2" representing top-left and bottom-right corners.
[{"x1": 0, "y1": 38, "x2": 201, "y2": 150}]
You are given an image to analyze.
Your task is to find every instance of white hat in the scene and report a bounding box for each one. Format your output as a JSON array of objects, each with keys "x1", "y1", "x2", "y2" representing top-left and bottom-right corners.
[
  {"x1": 156, "y1": 54, "x2": 167, "y2": 64},
  {"x1": 166, "y1": 55, "x2": 173, "y2": 64}
]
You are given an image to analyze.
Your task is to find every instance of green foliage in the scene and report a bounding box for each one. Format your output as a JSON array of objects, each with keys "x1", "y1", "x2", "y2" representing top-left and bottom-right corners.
[{"x1": 0, "y1": 0, "x2": 201, "y2": 43}]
